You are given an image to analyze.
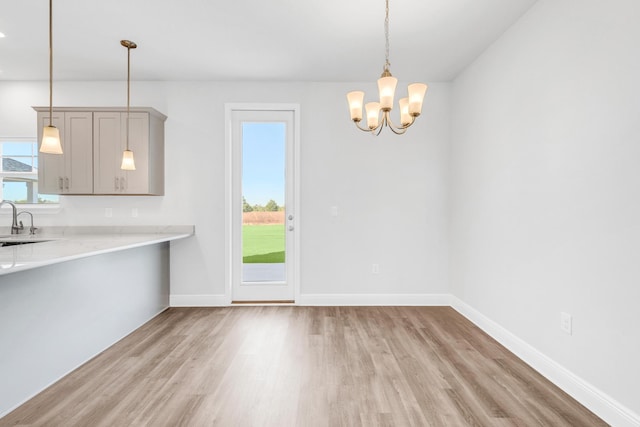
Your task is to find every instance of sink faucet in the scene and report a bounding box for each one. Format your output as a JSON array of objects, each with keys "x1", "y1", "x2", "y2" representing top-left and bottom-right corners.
[
  {"x1": 0, "y1": 200, "x2": 21, "y2": 234},
  {"x1": 17, "y1": 211, "x2": 37, "y2": 235}
]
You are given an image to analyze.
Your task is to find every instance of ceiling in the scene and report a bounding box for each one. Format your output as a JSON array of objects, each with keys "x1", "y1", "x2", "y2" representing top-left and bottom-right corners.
[{"x1": 0, "y1": 0, "x2": 537, "y2": 82}]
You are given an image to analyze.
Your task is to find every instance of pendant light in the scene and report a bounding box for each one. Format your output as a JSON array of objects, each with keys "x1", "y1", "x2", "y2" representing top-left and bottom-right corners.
[
  {"x1": 346, "y1": 0, "x2": 428, "y2": 135},
  {"x1": 120, "y1": 39, "x2": 136, "y2": 171},
  {"x1": 40, "y1": 0, "x2": 63, "y2": 154}
]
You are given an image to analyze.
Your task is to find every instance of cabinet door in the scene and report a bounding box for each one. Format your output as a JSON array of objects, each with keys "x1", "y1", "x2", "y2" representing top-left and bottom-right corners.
[
  {"x1": 64, "y1": 112, "x2": 93, "y2": 194},
  {"x1": 122, "y1": 112, "x2": 150, "y2": 194},
  {"x1": 94, "y1": 112, "x2": 151, "y2": 194},
  {"x1": 37, "y1": 111, "x2": 92, "y2": 194},
  {"x1": 37, "y1": 112, "x2": 66, "y2": 194},
  {"x1": 93, "y1": 112, "x2": 123, "y2": 194}
]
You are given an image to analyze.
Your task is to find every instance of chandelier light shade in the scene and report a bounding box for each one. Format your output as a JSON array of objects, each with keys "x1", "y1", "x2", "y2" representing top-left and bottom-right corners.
[
  {"x1": 347, "y1": 91, "x2": 364, "y2": 122},
  {"x1": 120, "y1": 39, "x2": 137, "y2": 171},
  {"x1": 40, "y1": 0, "x2": 63, "y2": 154},
  {"x1": 346, "y1": 0, "x2": 428, "y2": 135}
]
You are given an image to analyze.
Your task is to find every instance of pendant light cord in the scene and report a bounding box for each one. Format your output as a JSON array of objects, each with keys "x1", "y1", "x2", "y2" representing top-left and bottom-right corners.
[
  {"x1": 126, "y1": 45, "x2": 131, "y2": 151},
  {"x1": 120, "y1": 40, "x2": 137, "y2": 154},
  {"x1": 48, "y1": 0, "x2": 53, "y2": 126}
]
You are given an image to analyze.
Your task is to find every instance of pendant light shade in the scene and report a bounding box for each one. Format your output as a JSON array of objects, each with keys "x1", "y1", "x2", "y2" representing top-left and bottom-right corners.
[
  {"x1": 41, "y1": 125, "x2": 63, "y2": 154},
  {"x1": 120, "y1": 149, "x2": 136, "y2": 170},
  {"x1": 40, "y1": 0, "x2": 63, "y2": 154},
  {"x1": 120, "y1": 39, "x2": 137, "y2": 171}
]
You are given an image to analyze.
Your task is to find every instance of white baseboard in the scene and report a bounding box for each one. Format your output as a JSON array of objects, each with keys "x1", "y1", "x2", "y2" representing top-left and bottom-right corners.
[
  {"x1": 170, "y1": 294, "x2": 228, "y2": 307},
  {"x1": 296, "y1": 293, "x2": 451, "y2": 306},
  {"x1": 450, "y1": 296, "x2": 640, "y2": 427},
  {"x1": 170, "y1": 293, "x2": 451, "y2": 307}
]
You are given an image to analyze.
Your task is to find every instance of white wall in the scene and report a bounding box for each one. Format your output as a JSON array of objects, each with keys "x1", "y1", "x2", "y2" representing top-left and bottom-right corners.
[
  {"x1": 0, "y1": 80, "x2": 450, "y2": 301},
  {"x1": 300, "y1": 83, "x2": 450, "y2": 299},
  {"x1": 451, "y1": 0, "x2": 640, "y2": 420}
]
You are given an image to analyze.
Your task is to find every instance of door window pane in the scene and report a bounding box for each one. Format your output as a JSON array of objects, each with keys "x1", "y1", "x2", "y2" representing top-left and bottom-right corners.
[{"x1": 241, "y1": 122, "x2": 286, "y2": 282}]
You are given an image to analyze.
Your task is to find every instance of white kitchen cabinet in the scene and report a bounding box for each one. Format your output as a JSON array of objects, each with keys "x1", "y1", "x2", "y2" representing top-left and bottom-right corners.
[
  {"x1": 37, "y1": 111, "x2": 93, "y2": 194},
  {"x1": 34, "y1": 107, "x2": 166, "y2": 196}
]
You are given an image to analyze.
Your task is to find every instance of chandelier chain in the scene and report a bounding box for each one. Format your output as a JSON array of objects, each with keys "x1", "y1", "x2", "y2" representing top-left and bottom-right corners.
[{"x1": 384, "y1": 0, "x2": 390, "y2": 70}]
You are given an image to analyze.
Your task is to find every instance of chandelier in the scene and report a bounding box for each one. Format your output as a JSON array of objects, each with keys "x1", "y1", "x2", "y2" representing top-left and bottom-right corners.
[{"x1": 346, "y1": 0, "x2": 428, "y2": 135}]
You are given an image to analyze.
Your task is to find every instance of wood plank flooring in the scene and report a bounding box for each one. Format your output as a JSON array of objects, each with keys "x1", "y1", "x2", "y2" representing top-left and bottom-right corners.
[{"x1": 1, "y1": 307, "x2": 607, "y2": 426}]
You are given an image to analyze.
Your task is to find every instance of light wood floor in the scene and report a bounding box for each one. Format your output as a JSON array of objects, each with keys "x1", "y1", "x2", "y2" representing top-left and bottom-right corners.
[{"x1": 1, "y1": 307, "x2": 607, "y2": 426}]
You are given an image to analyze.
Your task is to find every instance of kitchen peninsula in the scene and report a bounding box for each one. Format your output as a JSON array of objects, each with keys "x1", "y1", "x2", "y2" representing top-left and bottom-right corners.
[
  {"x1": 0, "y1": 226, "x2": 193, "y2": 417},
  {"x1": 0, "y1": 226, "x2": 192, "y2": 275}
]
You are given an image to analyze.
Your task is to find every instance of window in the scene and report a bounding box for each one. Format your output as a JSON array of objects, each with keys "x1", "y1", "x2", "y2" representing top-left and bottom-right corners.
[{"x1": 0, "y1": 138, "x2": 59, "y2": 204}]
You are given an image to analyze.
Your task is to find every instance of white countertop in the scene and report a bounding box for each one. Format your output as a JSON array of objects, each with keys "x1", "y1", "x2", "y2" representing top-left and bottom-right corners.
[{"x1": 0, "y1": 226, "x2": 194, "y2": 276}]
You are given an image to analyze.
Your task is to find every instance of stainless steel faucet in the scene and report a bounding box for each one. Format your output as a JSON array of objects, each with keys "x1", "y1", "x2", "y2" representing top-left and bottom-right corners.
[
  {"x1": 18, "y1": 211, "x2": 37, "y2": 235},
  {"x1": 0, "y1": 200, "x2": 21, "y2": 234}
]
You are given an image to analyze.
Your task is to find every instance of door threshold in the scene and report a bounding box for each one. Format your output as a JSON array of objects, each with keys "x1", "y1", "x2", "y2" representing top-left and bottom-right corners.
[{"x1": 231, "y1": 300, "x2": 295, "y2": 305}]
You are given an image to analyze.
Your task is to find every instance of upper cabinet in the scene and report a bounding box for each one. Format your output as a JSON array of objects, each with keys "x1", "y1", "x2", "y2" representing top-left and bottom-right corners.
[{"x1": 35, "y1": 107, "x2": 166, "y2": 196}]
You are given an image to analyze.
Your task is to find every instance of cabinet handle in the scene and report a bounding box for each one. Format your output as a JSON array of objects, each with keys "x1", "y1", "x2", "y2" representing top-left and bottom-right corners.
[
  {"x1": 64, "y1": 177, "x2": 70, "y2": 190},
  {"x1": 58, "y1": 177, "x2": 64, "y2": 190},
  {"x1": 115, "y1": 177, "x2": 120, "y2": 191}
]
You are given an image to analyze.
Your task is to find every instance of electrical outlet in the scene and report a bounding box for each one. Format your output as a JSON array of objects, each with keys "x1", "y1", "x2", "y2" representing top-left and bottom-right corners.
[
  {"x1": 372, "y1": 263, "x2": 380, "y2": 274},
  {"x1": 561, "y1": 312, "x2": 572, "y2": 335},
  {"x1": 105, "y1": 208, "x2": 113, "y2": 218}
]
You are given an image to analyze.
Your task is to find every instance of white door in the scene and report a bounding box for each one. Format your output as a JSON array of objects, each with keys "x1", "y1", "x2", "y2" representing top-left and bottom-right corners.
[{"x1": 228, "y1": 106, "x2": 299, "y2": 302}]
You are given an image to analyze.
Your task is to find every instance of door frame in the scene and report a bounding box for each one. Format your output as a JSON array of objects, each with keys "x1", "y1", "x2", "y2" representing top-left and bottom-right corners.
[{"x1": 224, "y1": 103, "x2": 301, "y2": 304}]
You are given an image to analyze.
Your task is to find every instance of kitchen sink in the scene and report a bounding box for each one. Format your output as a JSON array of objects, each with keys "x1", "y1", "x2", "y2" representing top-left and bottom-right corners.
[{"x1": 0, "y1": 239, "x2": 51, "y2": 247}]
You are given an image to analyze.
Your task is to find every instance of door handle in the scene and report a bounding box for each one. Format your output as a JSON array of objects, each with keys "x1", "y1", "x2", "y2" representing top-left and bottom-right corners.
[{"x1": 288, "y1": 226, "x2": 294, "y2": 231}]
